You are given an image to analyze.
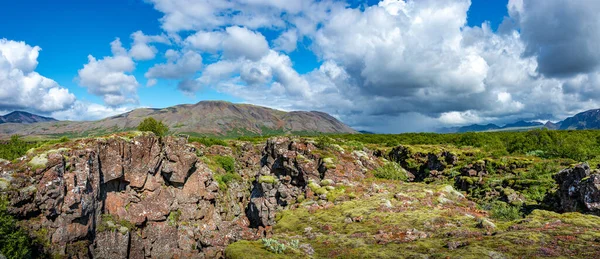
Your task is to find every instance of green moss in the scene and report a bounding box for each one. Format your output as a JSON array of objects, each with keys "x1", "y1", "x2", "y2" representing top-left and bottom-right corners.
[
  {"x1": 326, "y1": 186, "x2": 346, "y2": 202},
  {"x1": 97, "y1": 214, "x2": 135, "y2": 232},
  {"x1": 168, "y1": 210, "x2": 182, "y2": 226},
  {"x1": 28, "y1": 153, "x2": 48, "y2": 170},
  {"x1": 259, "y1": 175, "x2": 277, "y2": 184},
  {"x1": 322, "y1": 157, "x2": 336, "y2": 169},
  {"x1": 214, "y1": 172, "x2": 242, "y2": 190},
  {"x1": 225, "y1": 240, "x2": 306, "y2": 259},
  {"x1": 320, "y1": 179, "x2": 334, "y2": 186}
]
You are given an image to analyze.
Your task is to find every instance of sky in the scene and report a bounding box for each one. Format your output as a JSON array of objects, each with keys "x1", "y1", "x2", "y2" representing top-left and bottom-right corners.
[{"x1": 1, "y1": 0, "x2": 599, "y2": 133}]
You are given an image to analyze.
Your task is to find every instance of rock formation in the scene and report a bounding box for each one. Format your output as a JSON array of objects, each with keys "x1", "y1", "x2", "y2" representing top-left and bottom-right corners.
[
  {"x1": 0, "y1": 134, "x2": 380, "y2": 258},
  {"x1": 553, "y1": 163, "x2": 600, "y2": 215}
]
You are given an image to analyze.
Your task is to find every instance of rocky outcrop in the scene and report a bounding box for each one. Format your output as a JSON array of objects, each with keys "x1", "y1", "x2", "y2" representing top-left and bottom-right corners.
[
  {"x1": 389, "y1": 146, "x2": 458, "y2": 181},
  {"x1": 2, "y1": 134, "x2": 258, "y2": 258},
  {"x1": 246, "y1": 137, "x2": 379, "y2": 229},
  {"x1": 1, "y1": 135, "x2": 381, "y2": 258},
  {"x1": 553, "y1": 163, "x2": 600, "y2": 215}
]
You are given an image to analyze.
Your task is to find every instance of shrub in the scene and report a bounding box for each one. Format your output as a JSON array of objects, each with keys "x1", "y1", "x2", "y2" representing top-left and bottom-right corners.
[
  {"x1": 188, "y1": 136, "x2": 228, "y2": 147},
  {"x1": 373, "y1": 162, "x2": 409, "y2": 181},
  {"x1": 486, "y1": 201, "x2": 522, "y2": 221},
  {"x1": 0, "y1": 196, "x2": 33, "y2": 258},
  {"x1": 214, "y1": 172, "x2": 242, "y2": 190},
  {"x1": 215, "y1": 156, "x2": 235, "y2": 173},
  {"x1": 137, "y1": 117, "x2": 169, "y2": 137},
  {"x1": 0, "y1": 135, "x2": 39, "y2": 160}
]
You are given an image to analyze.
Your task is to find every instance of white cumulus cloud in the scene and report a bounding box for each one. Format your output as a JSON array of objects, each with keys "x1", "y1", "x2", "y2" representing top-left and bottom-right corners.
[
  {"x1": 77, "y1": 38, "x2": 139, "y2": 107},
  {"x1": 0, "y1": 39, "x2": 75, "y2": 113}
]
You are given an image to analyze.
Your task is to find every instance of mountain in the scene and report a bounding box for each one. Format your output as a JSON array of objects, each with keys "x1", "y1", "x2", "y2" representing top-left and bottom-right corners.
[
  {"x1": 557, "y1": 109, "x2": 600, "y2": 130},
  {"x1": 456, "y1": 123, "x2": 501, "y2": 133},
  {"x1": 0, "y1": 101, "x2": 356, "y2": 137},
  {"x1": 544, "y1": 121, "x2": 561, "y2": 130},
  {"x1": 0, "y1": 111, "x2": 56, "y2": 124},
  {"x1": 502, "y1": 120, "x2": 543, "y2": 128}
]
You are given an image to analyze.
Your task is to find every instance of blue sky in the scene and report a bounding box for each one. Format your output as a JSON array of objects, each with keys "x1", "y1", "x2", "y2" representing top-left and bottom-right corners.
[{"x1": 1, "y1": 0, "x2": 598, "y2": 132}]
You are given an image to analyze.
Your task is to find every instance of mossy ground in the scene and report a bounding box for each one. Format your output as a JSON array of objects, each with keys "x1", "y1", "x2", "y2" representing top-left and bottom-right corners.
[{"x1": 228, "y1": 180, "x2": 600, "y2": 258}]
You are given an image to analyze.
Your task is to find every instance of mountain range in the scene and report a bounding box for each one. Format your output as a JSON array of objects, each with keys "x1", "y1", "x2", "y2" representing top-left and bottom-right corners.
[
  {"x1": 6, "y1": 105, "x2": 600, "y2": 137},
  {"x1": 0, "y1": 111, "x2": 57, "y2": 124},
  {"x1": 440, "y1": 109, "x2": 600, "y2": 133},
  {"x1": 0, "y1": 101, "x2": 356, "y2": 138}
]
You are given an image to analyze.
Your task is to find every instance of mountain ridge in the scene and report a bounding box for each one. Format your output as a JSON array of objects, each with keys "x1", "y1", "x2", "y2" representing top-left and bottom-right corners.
[
  {"x1": 439, "y1": 108, "x2": 600, "y2": 133},
  {"x1": 0, "y1": 101, "x2": 356, "y2": 138},
  {"x1": 0, "y1": 111, "x2": 57, "y2": 124}
]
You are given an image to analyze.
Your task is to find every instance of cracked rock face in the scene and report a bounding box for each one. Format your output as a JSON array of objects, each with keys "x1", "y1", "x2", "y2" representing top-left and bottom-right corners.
[
  {"x1": 553, "y1": 163, "x2": 600, "y2": 215},
  {"x1": 246, "y1": 137, "x2": 379, "y2": 228},
  {"x1": 2, "y1": 135, "x2": 380, "y2": 258},
  {"x1": 3, "y1": 134, "x2": 257, "y2": 258}
]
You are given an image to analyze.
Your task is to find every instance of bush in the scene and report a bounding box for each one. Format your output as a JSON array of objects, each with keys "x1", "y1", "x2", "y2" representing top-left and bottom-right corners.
[
  {"x1": 0, "y1": 196, "x2": 33, "y2": 258},
  {"x1": 215, "y1": 156, "x2": 235, "y2": 173},
  {"x1": 0, "y1": 135, "x2": 40, "y2": 161},
  {"x1": 137, "y1": 117, "x2": 169, "y2": 137},
  {"x1": 486, "y1": 201, "x2": 522, "y2": 221},
  {"x1": 373, "y1": 162, "x2": 409, "y2": 181},
  {"x1": 188, "y1": 136, "x2": 228, "y2": 147}
]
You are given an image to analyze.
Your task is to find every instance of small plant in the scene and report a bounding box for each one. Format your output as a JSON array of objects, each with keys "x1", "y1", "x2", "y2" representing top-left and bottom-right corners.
[
  {"x1": 215, "y1": 156, "x2": 235, "y2": 173},
  {"x1": 168, "y1": 210, "x2": 181, "y2": 226},
  {"x1": 373, "y1": 162, "x2": 408, "y2": 181},
  {"x1": 289, "y1": 239, "x2": 300, "y2": 249},
  {"x1": 316, "y1": 136, "x2": 333, "y2": 149},
  {"x1": 261, "y1": 238, "x2": 286, "y2": 254},
  {"x1": 137, "y1": 117, "x2": 169, "y2": 137},
  {"x1": 486, "y1": 201, "x2": 522, "y2": 221}
]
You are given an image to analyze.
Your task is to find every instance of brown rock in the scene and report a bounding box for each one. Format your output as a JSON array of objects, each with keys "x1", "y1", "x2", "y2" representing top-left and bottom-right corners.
[{"x1": 94, "y1": 230, "x2": 130, "y2": 259}]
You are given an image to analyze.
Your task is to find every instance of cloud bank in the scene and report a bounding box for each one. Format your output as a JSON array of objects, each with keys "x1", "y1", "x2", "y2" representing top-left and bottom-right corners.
[{"x1": 4, "y1": 0, "x2": 600, "y2": 132}]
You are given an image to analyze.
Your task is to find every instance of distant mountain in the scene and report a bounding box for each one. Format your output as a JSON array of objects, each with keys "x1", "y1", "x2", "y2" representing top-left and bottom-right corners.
[
  {"x1": 0, "y1": 111, "x2": 56, "y2": 124},
  {"x1": 502, "y1": 120, "x2": 544, "y2": 128},
  {"x1": 439, "y1": 120, "x2": 544, "y2": 133},
  {"x1": 440, "y1": 108, "x2": 600, "y2": 133},
  {"x1": 457, "y1": 123, "x2": 501, "y2": 133},
  {"x1": 0, "y1": 101, "x2": 356, "y2": 138},
  {"x1": 557, "y1": 109, "x2": 600, "y2": 130},
  {"x1": 544, "y1": 121, "x2": 561, "y2": 130}
]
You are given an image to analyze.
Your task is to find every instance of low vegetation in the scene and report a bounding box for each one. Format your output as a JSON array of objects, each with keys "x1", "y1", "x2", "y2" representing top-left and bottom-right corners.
[
  {"x1": 137, "y1": 117, "x2": 169, "y2": 137},
  {"x1": 0, "y1": 196, "x2": 34, "y2": 258},
  {"x1": 5, "y1": 127, "x2": 600, "y2": 257},
  {"x1": 188, "y1": 136, "x2": 228, "y2": 147}
]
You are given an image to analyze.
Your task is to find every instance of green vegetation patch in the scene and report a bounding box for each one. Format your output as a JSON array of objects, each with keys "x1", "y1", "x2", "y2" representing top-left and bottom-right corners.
[
  {"x1": 188, "y1": 136, "x2": 228, "y2": 147},
  {"x1": 137, "y1": 117, "x2": 169, "y2": 137},
  {"x1": 373, "y1": 162, "x2": 409, "y2": 181},
  {"x1": 0, "y1": 196, "x2": 35, "y2": 258}
]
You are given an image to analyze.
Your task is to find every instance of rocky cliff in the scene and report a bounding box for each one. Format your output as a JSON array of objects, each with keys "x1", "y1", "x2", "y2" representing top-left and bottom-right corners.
[{"x1": 0, "y1": 133, "x2": 378, "y2": 258}]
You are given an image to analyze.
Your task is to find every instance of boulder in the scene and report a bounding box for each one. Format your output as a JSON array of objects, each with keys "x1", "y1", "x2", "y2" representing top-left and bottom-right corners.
[{"x1": 553, "y1": 163, "x2": 600, "y2": 215}]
